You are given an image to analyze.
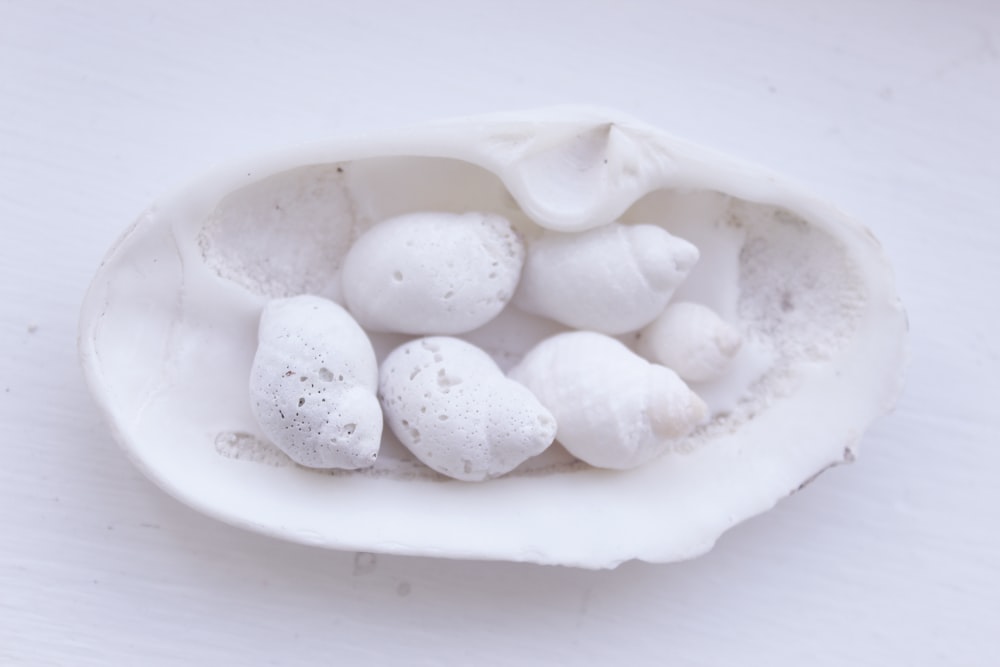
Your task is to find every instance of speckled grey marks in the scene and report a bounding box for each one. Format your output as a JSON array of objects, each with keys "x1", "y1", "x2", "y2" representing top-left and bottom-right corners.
[
  {"x1": 379, "y1": 336, "x2": 555, "y2": 481},
  {"x1": 249, "y1": 295, "x2": 382, "y2": 469}
]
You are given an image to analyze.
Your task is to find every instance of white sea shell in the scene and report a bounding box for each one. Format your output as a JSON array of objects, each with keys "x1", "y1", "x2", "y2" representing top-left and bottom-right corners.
[
  {"x1": 341, "y1": 211, "x2": 524, "y2": 334},
  {"x1": 636, "y1": 301, "x2": 743, "y2": 383},
  {"x1": 509, "y1": 331, "x2": 708, "y2": 469},
  {"x1": 512, "y1": 223, "x2": 698, "y2": 334},
  {"x1": 379, "y1": 337, "x2": 556, "y2": 481},
  {"x1": 78, "y1": 107, "x2": 907, "y2": 568},
  {"x1": 249, "y1": 295, "x2": 382, "y2": 469}
]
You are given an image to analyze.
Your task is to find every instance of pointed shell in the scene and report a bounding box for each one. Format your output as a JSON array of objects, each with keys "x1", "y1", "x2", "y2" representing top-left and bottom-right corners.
[
  {"x1": 379, "y1": 337, "x2": 556, "y2": 481},
  {"x1": 637, "y1": 301, "x2": 743, "y2": 383},
  {"x1": 509, "y1": 332, "x2": 707, "y2": 469},
  {"x1": 78, "y1": 107, "x2": 907, "y2": 568},
  {"x1": 512, "y1": 223, "x2": 699, "y2": 334},
  {"x1": 249, "y1": 295, "x2": 382, "y2": 469}
]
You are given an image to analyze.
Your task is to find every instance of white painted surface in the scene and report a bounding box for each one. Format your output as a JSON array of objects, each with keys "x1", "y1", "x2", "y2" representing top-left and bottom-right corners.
[{"x1": 1, "y1": 1, "x2": 996, "y2": 664}]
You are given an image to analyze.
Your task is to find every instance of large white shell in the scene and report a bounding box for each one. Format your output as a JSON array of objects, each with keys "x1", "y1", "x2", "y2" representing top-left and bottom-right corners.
[{"x1": 78, "y1": 107, "x2": 906, "y2": 569}]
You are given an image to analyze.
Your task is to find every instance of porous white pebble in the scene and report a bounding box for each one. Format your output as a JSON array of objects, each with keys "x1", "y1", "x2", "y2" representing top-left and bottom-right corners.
[
  {"x1": 637, "y1": 301, "x2": 743, "y2": 383},
  {"x1": 249, "y1": 295, "x2": 382, "y2": 469},
  {"x1": 341, "y1": 211, "x2": 524, "y2": 335},
  {"x1": 508, "y1": 331, "x2": 708, "y2": 470},
  {"x1": 512, "y1": 222, "x2": 699, "y2": 334},
  {"x1": 379, "y1": 337, "x2": 556, "y2": 481}
]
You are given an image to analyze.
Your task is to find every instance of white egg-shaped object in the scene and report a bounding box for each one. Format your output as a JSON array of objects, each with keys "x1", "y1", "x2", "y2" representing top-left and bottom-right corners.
[{"x1": 341, "y1": 211, "x2": 524, "y2": 335}]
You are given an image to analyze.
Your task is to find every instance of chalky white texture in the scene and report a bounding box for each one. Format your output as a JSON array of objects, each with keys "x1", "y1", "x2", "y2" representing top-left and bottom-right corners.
[
  {"x1": 509, "y1": 331, "x2": 708, "y2": 470},
  {"x1": 512, "y1": 223, "x2": 699, "y2": 334},
  {"x1": 637, "y1": 301, "x2": 743, "y2": 383},
  {"x1": 341, "y1": 211, "x2": 524, "y2": 335},
  {"x1": 249, "y1": 295, "x2": 382, "y2": 469},
  {"x1": 379, "y1": 337, "x2": 556, "y2": 481}
]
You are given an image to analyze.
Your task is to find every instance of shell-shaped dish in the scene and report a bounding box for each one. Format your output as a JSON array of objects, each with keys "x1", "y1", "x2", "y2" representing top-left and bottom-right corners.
[{"x1": 79, "y1": 107, "x2": 906, "y2": 569}]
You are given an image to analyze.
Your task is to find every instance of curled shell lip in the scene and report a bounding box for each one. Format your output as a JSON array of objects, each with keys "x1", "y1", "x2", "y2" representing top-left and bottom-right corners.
[
  {"x1": 78, "y1": 107, "x2": 907, "y2": 569},
  {"x1": 497, "y1": 121, "x2": 677, "y2": 232}
]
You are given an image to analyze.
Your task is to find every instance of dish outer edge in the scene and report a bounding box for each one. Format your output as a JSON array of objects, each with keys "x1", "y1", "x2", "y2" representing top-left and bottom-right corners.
[{"x1": 77, "y1": 107, "x2": 909, "y2": 569}]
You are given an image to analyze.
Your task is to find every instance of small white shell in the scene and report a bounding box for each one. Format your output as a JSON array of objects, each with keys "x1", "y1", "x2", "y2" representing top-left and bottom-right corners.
[
  {"x1": 341, "y1": 211, "x2": 524, "y2": 334},
  {"x1": 637, "y1": 301, "x2": 743, "y2": 383},
  {"x1": 509, "y1": 332, "x2": 707, "y2": 469},
  {"x1": 512, "y1": 223, "x2": 698, "y2": 334},
  {"x1": 249, "y1": 295, "x2": 382, "y2": 469},
  {"x1": 379, "y1": 337, "x2": 556, "y2": 481}
]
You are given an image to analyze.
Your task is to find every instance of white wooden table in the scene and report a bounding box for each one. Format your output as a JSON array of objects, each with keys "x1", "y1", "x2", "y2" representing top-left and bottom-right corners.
[{"x1": 2, "y1": 1, "x2": 997, "y2": 664}]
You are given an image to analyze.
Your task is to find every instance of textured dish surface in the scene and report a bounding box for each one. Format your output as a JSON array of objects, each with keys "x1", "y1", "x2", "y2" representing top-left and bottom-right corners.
[{"x1": 79, "y1": 108, "x2": 906, "y2": 568}]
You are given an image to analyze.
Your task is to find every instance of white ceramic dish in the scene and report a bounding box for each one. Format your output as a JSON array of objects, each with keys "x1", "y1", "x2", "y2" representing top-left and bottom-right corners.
[{"x1": 78, "y1": 108, "x2": 906, "y2": 568}]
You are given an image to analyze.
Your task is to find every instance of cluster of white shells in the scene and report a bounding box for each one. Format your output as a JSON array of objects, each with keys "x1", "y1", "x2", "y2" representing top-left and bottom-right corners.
[{"x1": 249, "y1": 210, "x2": 744, "y2": 481}]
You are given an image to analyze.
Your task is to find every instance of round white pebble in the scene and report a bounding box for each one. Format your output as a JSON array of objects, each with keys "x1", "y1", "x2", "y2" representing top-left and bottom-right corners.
[
  {"x1": 249, "y1": 295, "x2": 382, "y2": 469},
  {"x1": 379, "y1": 336, "x2": 556, "y2": 481},
  {"x1": 341, "y1": 211, "x2": 525, "y2": 335}
]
